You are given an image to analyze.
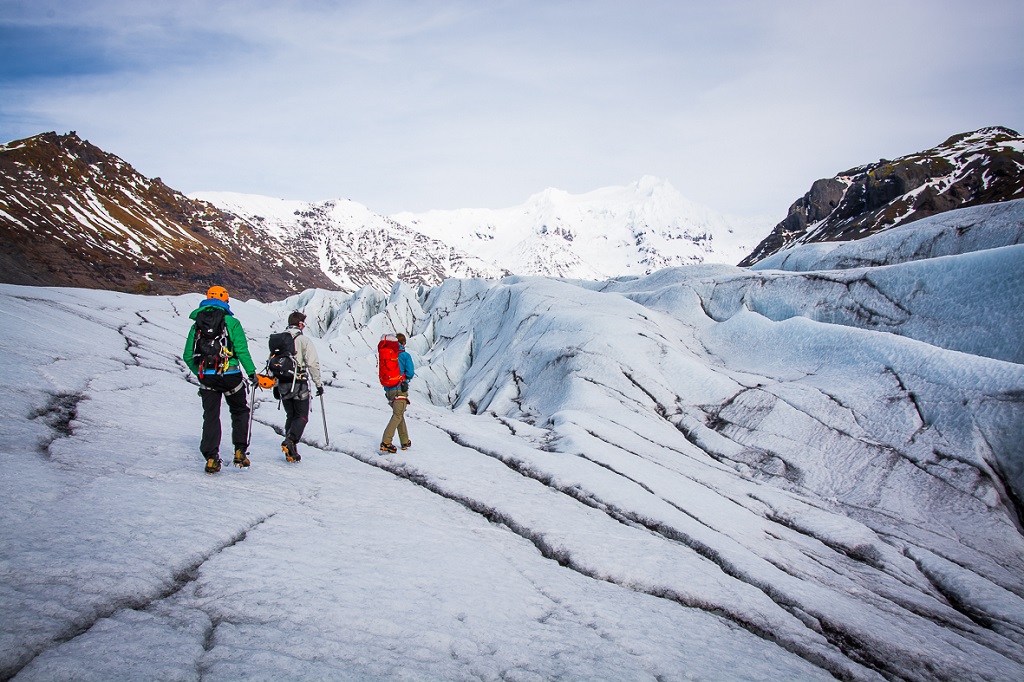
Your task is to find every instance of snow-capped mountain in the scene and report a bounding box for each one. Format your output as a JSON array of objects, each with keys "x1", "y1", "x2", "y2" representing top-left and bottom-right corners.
[
  {"x1": 191, "y1": 192, "x2": 508, "y2": 293},
  {"x1": 2, "y1": 199, "x2": 1023, "y2": 680},
  {"x1": 741, "y1": 126, "x2": 1024, "y2": 266},
  {"x1": 393, "y1": 176, "x2": 771, "y2": 279}
]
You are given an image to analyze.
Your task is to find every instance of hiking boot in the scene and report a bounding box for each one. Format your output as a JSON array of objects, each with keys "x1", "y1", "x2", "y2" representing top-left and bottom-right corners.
[
  {"x1": 401, "y1": 441, "x2": 412, "y2": 451},
  {"x1": 233, "y1": 448, "x2": 250, "y2": 468},
  {"x1": 380, "y1": 441, "x2": 397, "y2": 454},
  {"x1": 205, "y1": 457, "x2": 222, "y2": 474},
  {"x1": 282, "y1": 438, "x2": 301, "y2": 462}
]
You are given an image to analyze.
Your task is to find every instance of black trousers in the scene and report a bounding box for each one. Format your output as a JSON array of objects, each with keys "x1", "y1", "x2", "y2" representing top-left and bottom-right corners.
[
  {"x1": 282, "y1": 396, "x2": 310, "y2": 442},
  {"x1": 199, "y1": 373, "x2": 250, "y2": 458}
]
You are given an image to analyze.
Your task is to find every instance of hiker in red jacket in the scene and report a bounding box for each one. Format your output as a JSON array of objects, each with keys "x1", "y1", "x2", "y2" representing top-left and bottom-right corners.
[{"x1": 379, "y1": 333, "x2": 414, "y2": 454}]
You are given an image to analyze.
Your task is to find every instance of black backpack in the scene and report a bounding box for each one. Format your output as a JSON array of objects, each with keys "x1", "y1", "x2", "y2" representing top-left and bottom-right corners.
[
  {"x1": 267, "y1": 332, "x2": 300, "y2": 382},
  {"x1": 192, "y1": 308, "x2": 231, "y2": 376}
]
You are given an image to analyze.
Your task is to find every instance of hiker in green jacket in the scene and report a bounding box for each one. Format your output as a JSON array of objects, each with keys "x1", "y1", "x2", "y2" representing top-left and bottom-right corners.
[{"x1": 182, "y1": 285, "x2": 257, "y2": 474}]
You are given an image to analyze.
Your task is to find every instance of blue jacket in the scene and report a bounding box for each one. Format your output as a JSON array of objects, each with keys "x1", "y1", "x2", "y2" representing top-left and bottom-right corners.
[
  {"x1": 383, "y1": 345, "x2": 415, "y2": 393},
  {"x1": 398, "y1": 346, "x2": 415, "y2": 382}
]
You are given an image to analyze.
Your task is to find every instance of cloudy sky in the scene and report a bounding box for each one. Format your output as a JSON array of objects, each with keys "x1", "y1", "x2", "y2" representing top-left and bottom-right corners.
[{"x1": 1, "y1": 0, "x2": 1021, "y2": 218}]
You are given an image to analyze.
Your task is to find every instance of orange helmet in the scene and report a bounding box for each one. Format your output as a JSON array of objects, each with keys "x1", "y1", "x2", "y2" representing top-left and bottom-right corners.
[
  {"x1": 257, "y1": 374, "x2": 277, "y2": 389},
  {"x1": 206, "y1": 285, "x2": 229, "y2": 302}
]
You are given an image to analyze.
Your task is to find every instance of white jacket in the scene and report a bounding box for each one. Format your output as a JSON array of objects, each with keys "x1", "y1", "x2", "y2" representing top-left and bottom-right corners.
[{"x1": 286, "y1": 326, "x2": 323, "y2": 388}]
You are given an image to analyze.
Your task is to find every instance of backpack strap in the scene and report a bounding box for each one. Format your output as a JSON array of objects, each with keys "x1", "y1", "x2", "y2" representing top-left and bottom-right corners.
[{"x1": 199, "y1": 379, "x2": 246, "y2": 395}]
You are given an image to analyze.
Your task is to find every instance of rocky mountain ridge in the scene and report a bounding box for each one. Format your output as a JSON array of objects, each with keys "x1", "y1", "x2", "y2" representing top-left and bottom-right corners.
[
  {"x1": 740, "y1": 126, "x2": 1024, "y2": 266},
  {"x1": 191, "y1": 192, "x2": 508, "y2": 294},
  {"x1": 0, "y1": 132, "x2": 769, "y2": 298},
  {"x1": 3, "y1": 127, "x2": 1023, "y2": 298},
  {"x1": 0, "y1": 132, "x2": 335, "y2": 299},
  {"x1": 0, "y1": 132, "x2": 503, "y2": 299}
]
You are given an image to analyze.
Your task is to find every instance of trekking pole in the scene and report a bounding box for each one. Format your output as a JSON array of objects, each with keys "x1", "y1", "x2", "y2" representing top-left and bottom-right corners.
[
  {"x1": 320, "y1": 391, "x2": 329, "y2": 446},
  {"x1": 246, "y1": 379, "x2": 257, "y2": 447}
]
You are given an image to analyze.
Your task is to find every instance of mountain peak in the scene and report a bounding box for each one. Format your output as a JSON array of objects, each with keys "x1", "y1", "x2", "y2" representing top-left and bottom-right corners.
[
  {"x1": 941, "y1": 125, "x2": 1020, "y2": 147},
  {"x1": 631, "y1": 175, "x2": 676, "y2": 197},
  {"x1": 524, "y1": 186, "x2": 572, "y2": 207}
]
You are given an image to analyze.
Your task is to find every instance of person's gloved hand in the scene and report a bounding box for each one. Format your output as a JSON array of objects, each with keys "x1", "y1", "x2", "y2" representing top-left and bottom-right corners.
[
  {"x1": 400, "y1": 381, "x2": 409, "y2": 392},
  {"x1": 316, "y1": 385, "x2": 324, "y2": 396},
  {"x1": 248, "y1": 373, "x2": 257, "y2": 384}
]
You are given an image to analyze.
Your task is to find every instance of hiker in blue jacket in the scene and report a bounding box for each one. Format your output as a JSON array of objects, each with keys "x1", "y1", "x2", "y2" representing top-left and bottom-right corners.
[{"x1": 380, "y1": 333, "x2": 414, "y2": 453}]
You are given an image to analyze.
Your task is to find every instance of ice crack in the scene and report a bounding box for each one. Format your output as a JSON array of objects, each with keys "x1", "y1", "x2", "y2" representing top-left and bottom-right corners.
[{"x1": 1, "y1": 515, "x2": 274, "y2": 682}]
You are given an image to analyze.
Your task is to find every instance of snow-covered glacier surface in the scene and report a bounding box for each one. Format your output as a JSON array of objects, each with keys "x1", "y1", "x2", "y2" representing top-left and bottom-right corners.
[{"x1": 1, "y1": 203, "x2": 1023, "y2": 681}]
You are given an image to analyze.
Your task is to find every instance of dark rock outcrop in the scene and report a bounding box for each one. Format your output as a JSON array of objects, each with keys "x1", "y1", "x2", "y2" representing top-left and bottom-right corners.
[{"x1": 740, "y1": 127, "x2": 1024, "y2": 266}]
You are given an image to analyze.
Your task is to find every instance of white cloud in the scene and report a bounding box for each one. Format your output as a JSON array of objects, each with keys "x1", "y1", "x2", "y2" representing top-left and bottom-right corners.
[{"x1": 2, "y1": 0, "x2": 1022, "y2": 217}]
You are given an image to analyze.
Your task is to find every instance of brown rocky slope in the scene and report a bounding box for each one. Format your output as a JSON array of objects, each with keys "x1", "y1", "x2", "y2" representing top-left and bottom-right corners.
[{"x1": 0, "y1": 132, "x2": 335, "y2": 300}]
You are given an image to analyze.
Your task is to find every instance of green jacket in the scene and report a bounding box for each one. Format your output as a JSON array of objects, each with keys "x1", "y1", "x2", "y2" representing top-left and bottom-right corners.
[{"x1": 182, "y1": 301, "x2": 257, "y2": 376}]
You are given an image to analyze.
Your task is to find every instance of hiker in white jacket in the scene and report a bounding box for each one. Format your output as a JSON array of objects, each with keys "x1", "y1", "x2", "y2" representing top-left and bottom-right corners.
[{"x1": 277, "y1": 311, "x2": 323, "y2": 462}]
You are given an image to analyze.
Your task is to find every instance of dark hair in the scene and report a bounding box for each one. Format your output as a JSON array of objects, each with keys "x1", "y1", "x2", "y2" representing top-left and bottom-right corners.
[
  {"x1": 288, "y1": 311, "x2": 306, "y2": 327},
  {"x1": 396, "y1": 333, "x2": 406, "y2": 344}
]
